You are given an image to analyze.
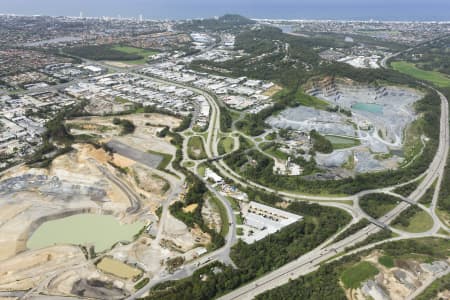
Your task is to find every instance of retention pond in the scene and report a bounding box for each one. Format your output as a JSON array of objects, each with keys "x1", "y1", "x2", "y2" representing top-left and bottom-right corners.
[{"x1": 27, "y1": 214, "x2": 144, "y2": 252}]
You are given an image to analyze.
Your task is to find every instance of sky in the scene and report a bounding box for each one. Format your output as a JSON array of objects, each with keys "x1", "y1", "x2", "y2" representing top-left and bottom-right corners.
[{"x1": 0, "y1": 0, "x2": 449, "y2": 21}]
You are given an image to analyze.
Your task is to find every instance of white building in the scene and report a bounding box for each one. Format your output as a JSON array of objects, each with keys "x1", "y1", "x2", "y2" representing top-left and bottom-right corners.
[
  {"x1": 204, "y1": 168, "x2": 223, "y2": 184},
  {"x1": 241, "y1": 201, "x2": 303, "y2": 243}
]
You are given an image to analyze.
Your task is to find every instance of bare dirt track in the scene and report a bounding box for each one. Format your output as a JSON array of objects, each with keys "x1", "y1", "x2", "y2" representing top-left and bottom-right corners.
[{"x1": 0, "y1": 112, "x2": 215, "y2": 299}]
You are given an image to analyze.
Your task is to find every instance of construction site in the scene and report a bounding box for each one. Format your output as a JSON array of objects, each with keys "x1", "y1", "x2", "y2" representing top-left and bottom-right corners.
[{"x1": 344, "y1": 251, "x2": 449, "y2": 300}]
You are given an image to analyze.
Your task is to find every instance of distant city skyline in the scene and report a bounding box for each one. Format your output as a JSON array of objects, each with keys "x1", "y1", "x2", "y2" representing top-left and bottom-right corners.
[{"x1": 0, "y1": 0, "x2": 449, "y2": 21}]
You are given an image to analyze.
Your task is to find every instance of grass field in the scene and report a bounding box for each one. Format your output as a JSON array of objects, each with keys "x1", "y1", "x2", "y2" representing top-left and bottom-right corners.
[
  {"x1": 325, "y1": 135, "x2": 360, "y2": 150},
  {"x1": 402, "y1": 119, "x2": 426, "y2": 165},
  {"x1": 295, "y1": 90, "x2": 330, "y2": 110},
  {"x1": 341, "y1": 261, "x2": 379, "y2": 289},
  {"x1": 391, "y1": 61, "x2": 450, "y2": 88},
  {"x1": 66, "y1": 44, "x2": 157, "y2": 65},
  {"x1": 260, "y1": 142, "x2": 289, "y2": 161},
  {"x1": 187, "y1": 136, "x2": 207, "y2": 160},
  {"x1": 218, "y1": 137, "x2": 235, "y2": 155},
  {"x1": 147, "y1": 150, "x2": 172, "y2": 170},
  {"x1": 235, "y1": 213, "x2": 243, "y2": 225},
  {"x1": 111, "y1": 45, "x2": 158, "y2": 65},
  {"x1": 225, "y1": 196, "x2": 240, "y2": 211},
  {"x1": 359, "y1": 194, "x2": 400, "y2": 219},
  {"x1": 183, "y1": 161, "x2": 195, "y2": 168},
  {"x1": 134, "y1": 277, "x2": 149, "y2": 290},
  {"x1": 209, "y1": 194, "x2": 229, "y2": 237},
  {"x1": 392, "y1": 205, "x2": 434, "y2": 233},
  {"x1": 197, "y1": 163, "x2": 206, "y2": 177},
  {"x1": 393, "y1": 210, "x2": 434, "y2": 233},
  {"x1": 378, "y1": 255, "x2": 394, "y2": 268},
  {"x1": 97, "y1": 257, "x2": 142, "y2": 279},
  {"x1": 273, "y1": 88, "x2": 330, "y2": 110},
  {"x1": 436, "y1": 209, "x2": 450, "y2": 228}
]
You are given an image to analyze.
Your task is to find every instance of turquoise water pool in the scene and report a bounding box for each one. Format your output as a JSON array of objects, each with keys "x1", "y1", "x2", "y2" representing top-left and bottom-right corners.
[{"x1": 351, "y1": 103, "x2": 383, "y2": 114}]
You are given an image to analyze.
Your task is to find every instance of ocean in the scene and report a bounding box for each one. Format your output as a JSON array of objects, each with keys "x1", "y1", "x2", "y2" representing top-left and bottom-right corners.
[{"x1": 0, "y1": 0, "x2": 449, "y2": 21}]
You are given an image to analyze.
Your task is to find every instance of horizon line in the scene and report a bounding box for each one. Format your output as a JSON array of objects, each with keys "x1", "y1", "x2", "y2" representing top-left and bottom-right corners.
[{"x1": 0, "y1": 12, "x2": 449, "y2": 23}]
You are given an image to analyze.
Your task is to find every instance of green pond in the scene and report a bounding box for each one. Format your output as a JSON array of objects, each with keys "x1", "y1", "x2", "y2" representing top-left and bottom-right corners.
[
  {"x1": 351, "y1": 103, "x2": 383, "y2": 114},
  {"x1": 27, "y1": 214, "x2": 144, "y2": 252}
]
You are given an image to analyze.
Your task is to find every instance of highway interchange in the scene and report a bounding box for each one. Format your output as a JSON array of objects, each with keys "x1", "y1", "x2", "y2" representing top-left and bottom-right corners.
[{"x1": 125, "y1": 47, "x2": 450, "y2": 299}]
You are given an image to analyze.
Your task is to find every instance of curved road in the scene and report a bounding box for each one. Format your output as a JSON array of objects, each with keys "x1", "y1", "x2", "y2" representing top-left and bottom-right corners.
[
  {"x1": 219, "y1": 51, "x2": 450, "y2": 300},
  {"x1": 115, "y1": 55, "x2": 449, "y2": 299}
]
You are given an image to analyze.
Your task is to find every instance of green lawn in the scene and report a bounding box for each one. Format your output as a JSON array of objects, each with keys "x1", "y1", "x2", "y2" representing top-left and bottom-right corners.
[
  {"x1": 218, "y1": 137, "x2": 235, "y2": 155},
  {"x1": 197, "y1": 164, "x2": 206, "y2": 177},
  {"x1": 341, "y1": 261, "x2": 379, "y2": 289},
  {"x1": 391, "y1": 61, "x2": 450, "y2": 88},
  {"x1": 183, "y1": 161, "x2": 195, "y2": 168},
  {"x1": 187, "y1": 136, "x2": 207, "y2": 160},
  {"x1": 111, "y1": 45, "x2": 158, "y2": 65}
]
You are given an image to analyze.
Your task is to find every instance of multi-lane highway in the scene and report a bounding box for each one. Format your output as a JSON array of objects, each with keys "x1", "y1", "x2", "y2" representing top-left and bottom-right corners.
[
  {"x1": 218, "y1": 54, "x2": 450, "y2": 300},
  {"x1": 91, "y1": 55, "x2": 449, "y2": 300},
  {"x1": 124, "y1": 69, "x2": 449, "y2": 299},
  {"x1": 4, "y1": 33, "x2": 448, "y2": 300}
]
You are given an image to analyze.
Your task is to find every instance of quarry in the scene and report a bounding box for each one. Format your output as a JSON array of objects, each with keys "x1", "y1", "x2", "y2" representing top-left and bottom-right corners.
[
  {"x1": 0, "y1": 113, "x2": 218, "y2": 298},
  {"x1": 267, "y1": 77, "x2": 424, "y2": 174}
]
